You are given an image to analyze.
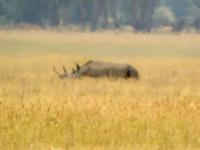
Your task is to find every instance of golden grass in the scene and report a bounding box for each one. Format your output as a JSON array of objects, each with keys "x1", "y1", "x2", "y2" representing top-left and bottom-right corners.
[{"x1": 0, "y1": 30, "x2": 200, "y2": 150}]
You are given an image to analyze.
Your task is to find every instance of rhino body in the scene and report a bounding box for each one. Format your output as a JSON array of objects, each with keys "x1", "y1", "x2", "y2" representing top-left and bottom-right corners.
[
  {"x1": 53, "y1": 60, "x2": 139, "y2": 79},
  {"x1": 72, "y1": 60, "x2": 139, "y2": 79}
]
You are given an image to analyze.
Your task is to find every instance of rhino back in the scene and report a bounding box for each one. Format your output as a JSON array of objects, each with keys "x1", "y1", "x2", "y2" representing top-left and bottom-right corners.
[{"x1": 83, "y1": 61, "x2": 130, "y2": 77}]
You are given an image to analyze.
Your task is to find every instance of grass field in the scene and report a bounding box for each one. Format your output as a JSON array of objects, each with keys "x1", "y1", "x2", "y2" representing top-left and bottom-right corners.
[{"x1": 0, "y1": 30, "x2": 200, "y2": 150}]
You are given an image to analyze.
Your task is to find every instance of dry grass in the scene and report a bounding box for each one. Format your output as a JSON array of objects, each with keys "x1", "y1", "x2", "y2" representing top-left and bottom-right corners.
[{"x1": 0, "y1": 30, "x2": 200, "y2": 150}]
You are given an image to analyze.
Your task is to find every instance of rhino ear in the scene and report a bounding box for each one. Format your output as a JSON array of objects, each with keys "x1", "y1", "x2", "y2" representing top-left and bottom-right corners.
[{"x1": 76, "y1": 63, "x2": 80, "y2": 71}]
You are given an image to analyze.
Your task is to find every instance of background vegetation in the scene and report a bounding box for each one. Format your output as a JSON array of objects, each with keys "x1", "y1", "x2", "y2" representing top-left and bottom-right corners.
[{"x1": 0, "y1": 0, "x2": 200, "y2": 32}]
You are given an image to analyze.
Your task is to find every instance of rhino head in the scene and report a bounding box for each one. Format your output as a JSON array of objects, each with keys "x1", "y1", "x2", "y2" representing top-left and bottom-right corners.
[{"x1": 53, "y1": 63, "x2": 81, "y2": 79}]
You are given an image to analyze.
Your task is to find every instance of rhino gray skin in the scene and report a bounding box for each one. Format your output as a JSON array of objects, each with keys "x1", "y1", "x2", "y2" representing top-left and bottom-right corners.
[{"x1": 53, "y1": 60, "x2": 139, "y2": 79}]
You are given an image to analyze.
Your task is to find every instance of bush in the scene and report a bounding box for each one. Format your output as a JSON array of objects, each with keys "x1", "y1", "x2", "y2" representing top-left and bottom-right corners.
[{"x1": 153, "y1": 6, "x2": 176, "y2": 27}]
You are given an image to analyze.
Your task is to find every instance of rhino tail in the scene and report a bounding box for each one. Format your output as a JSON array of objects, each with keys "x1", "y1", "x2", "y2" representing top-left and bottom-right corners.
[{"x1": 127, "y1": 66, "x2": 139, "y2": 79}]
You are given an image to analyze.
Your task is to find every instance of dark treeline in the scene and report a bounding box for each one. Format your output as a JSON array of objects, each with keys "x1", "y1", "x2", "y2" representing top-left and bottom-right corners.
[{"x1": 0, "y1": 0, "x2": 200, "y2": 32}]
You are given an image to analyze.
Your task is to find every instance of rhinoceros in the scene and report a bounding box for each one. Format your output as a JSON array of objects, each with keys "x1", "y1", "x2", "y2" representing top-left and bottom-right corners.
[{"x1": 53, "y1": 60, "x2": 139, "y2": 79}]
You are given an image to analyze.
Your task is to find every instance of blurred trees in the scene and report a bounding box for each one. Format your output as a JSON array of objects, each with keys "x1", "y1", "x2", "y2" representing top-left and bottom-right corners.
[
  {"x1": 0, "y1": 0, "x2": 200, "y2": 31},
  {"x1": 193, "y1": 0, "x2": 200, "y2": 29}
]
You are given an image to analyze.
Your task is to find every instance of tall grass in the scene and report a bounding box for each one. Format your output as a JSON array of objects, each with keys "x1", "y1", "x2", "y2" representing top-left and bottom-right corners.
[{"x1": 0, "y1": 30, "x2": 200, "y2": 149}]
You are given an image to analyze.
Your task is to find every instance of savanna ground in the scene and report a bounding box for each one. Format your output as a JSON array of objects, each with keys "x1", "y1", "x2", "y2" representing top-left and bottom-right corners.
[{"x1": 0, "y1": 30, "x2": 200, "y2": 150}]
